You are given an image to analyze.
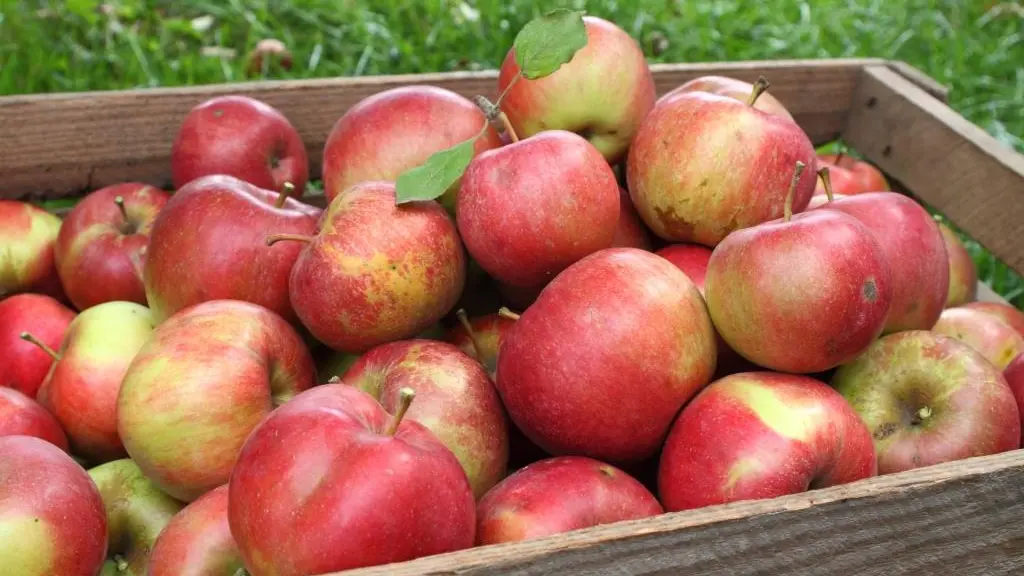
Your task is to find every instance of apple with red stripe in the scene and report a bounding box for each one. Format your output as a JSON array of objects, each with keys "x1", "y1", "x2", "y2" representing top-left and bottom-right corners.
[
  {"x1": 932, "y1": 306, "x2": 1024, "y2": 370},
  {"x1": 938, "y1": 221, "x2": 977, "y2": 308},
  {"x1": 0, "y1": 388, "x2": 68, "y2": 450},
  {"x1": 660, "y1": 75, "x2": 793, "y2": 120},
  {"x1": 815, "y1": 153, "x2": 889, "y2": 194},
  {"x1": 0, "y1": 293, "x2": 75, "y2": 397},
  {"x1": 149, "y1": 485, "x2": 243, "y2": 576},
  {"x1": 962, "y1": 301, "x2": 1024, "y2": 338},
  {"x1": 0, "y1": 200, "x2": 66, "y2": 302}
]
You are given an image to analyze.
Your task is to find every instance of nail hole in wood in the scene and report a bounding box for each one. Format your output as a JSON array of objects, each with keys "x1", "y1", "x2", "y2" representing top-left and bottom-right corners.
[
  {"x1": 866, "y1": 97, "x2": 878, "y2": 108},
  {"x1": 882, "y1": 145, "x2": 892, "y2": 157}
]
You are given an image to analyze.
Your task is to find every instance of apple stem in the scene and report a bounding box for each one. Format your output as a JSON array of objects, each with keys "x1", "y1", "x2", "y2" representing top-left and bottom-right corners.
[
  {"x1": 274, "y1": 182, "x2": 294, "y2": 208},
  {"x1": 265, "y1": 233, "x2": 314, "y2": 247},
  {"x1": 498, "y1": 112, "x2": 519, "y2": 143},
  {"x1": 746, "y1": 75, "x2": 770, "y2": 107},
  {"x1": 497, "y1": 307, "x2": 521, "y2": 321},
  {"x1": 384, "y1": 387, "x2": 416, "y2": 436},
  {"x1": 455, "y1": 308, "x2": 483, "y2": 359},
  {"x1": 783, "y1": 160, "x2": 807, "y2": 222},
  {"x1": 113, "y1": 195, "x2": 129, "y2": 222},
  {"x1": 817, "y1": 166, "x2": 835, "y2": 202},
  {"x1": 19, "y1": 332, "x2": 60, "y2": 361}
]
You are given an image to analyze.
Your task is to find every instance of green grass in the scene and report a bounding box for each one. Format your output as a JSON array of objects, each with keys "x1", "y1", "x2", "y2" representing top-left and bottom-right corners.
[{"x1": 2, "y1": 0, "x2": 1023, "y2": 304}]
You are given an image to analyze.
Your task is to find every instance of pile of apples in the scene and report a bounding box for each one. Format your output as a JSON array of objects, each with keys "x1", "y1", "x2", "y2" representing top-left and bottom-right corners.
[{"x1": 2, "y1": 10, "x2": 1021, "y2": 576}]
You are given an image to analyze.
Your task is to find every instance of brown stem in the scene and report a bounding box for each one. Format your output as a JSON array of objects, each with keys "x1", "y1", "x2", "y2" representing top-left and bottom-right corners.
[
  {"x1": 113, "y1": 196, "x2": 129, "y2": 222},
  {"x1": 817, "y1": 166, "x2": 835, "y2": 202},
  {"x1": 265, "y1": 233, "x2": 314, "y2": 247},
  {"x1": 274, "y1": 182, "x2": 294, "y2": 208},
  {"x1": 498, "y1": 307, "x2": 521, "y2": 321},
  {"x1": 746, "y1": 75, "x2": 770, "y2": 106},
  {"x1": 783, "y1": 160, "x2": 807, "y2": 222},
  {"x1": 384, "y1": 387, "x2": 415, "y2": 436},
  {"x1": 455, "y1": 309, "x2": 483, "y2": 359},
  {"x1": 20, "y1": 332, "x2": 60, "y2": 361},
  {"x1": 498, "y1": 112, "x2": 519, "y2": 143}
]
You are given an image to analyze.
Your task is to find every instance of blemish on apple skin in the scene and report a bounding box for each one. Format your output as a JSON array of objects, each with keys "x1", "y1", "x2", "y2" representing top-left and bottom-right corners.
[
  {"x1": 862, "y1": 280, "x2": 877, "y2": 302},
  {"x1": 874, "y1": 422, "x2": 898, "y2": 440}
]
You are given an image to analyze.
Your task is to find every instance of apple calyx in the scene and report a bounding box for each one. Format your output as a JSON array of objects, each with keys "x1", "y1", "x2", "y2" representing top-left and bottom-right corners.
[
  {"x1": 19, "y1": 331, "x2": 61, "y2": 361},
  {"x1": 498, "y1": 307, "x2": 521, "y2": 321},
  {"x1": 265, "y1": 232, "x2": 314, "y2": 247},
  {"x1": 455, "y1": 308, "x2": 484, "y2": 359},
  {"x1": 746, "y1": 75, "x2": 771, "y2": 107},
  {"x1": 783, "y1": 160, "x2": 807, "y2": 222},
  {"x1": 911, "y1": 405, "x2": 933, "y2": 426},
  {"x1": 115, "y1": 554, "x2": 129, "y2": 571},
  {"x1": 274, "y1": 182, "x2": 295, "y2": 208},
  {"x1": 817, "y1": 166, "x2": 835, "y2": 202},
  {"x1": 384, "y1": 387, "x2": 416, "y2": 436}
]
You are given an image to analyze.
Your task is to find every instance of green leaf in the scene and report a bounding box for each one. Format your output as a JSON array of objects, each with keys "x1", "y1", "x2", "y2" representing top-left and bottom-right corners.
[
  {"x1": 395, "y1": 137, "x2": 476, "y2": 204},
  {"x1": 513, "y1": 9, "x2": 588, "y2": 80}
]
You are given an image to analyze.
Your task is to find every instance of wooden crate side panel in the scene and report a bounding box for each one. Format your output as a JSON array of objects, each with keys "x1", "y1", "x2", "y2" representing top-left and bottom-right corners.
[
  {"x1": 0, "y1": 58, "x2": 884, "y2": 201},
  {"x1": 842, "y1": 65, "x2": 1024, "y2": 277}
]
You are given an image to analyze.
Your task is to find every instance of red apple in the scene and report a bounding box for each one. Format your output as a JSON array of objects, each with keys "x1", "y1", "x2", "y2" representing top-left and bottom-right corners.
[
  {"x1": 0, "y1": 293, "x2": 75, "y2": 397},
  {"x1": 627, "y1": 81, "x2": 818, "y2": 246},
  {"x1": 611, "y1": 187, "x2": 652, "y2": 250},
  {"x1": 811, "y1": 192, "x2": 949, "y2": 333},
  {"x1": 149, "y1": 485, "x2": 244, "y2": 576},
  {"x1": 814, "y1": 162, "x2": 866, "y2": 196},
  {"x1": 817, "y1": 153, "x2": 889, "y2": 193},
  {"x1": 496, "y1": 248, "x2": 717, "y2": 464},
  {"x1": 832, "y1": 330, "x2": 1020, "y2": 474},
  {"x1": 322, "y1": 85, "x2": 502, "y2": 213},
  {"x1": 446, "y1": 311, "x2": 515, "y2": 379},
  {"x1": 497, "y1": 15, "x2": 656, "y2": 164},
  {"x1": 660, "y1": 75, "x2": 793, "y2": 119},
  {"x1": 963, "y1": 301, "x2": 1024, "y2": 338},
  {"x1": 228, "y1": 384, "x2": 475, "y2": 575},
  {"x1": 0, "y1": 435, "x2": 107, "y2": 576},
  {"x1": 931, "y1": 307, "x2": 1024, "y2": 370},
  {"x1": 939, "y1": 222, "x2": 978, "y2": 307},
  {"x1": 1004, "y1": 354, "x2": 1024, "y2": 444},
  {"x1": 658, "y1": 372, "x2": 876, "y2": 511},
  {"x1": 806, "y1": 191, "x2": 849, "y2": 209},
  {"x1": 705, "y1": 162, "x2": 893, "y2": 374},
  {"x1": 0, "y1": 387, "x2": 68, "y2": 450},
  {"x1": 458, "y1": 130, "x2": 619, "y2": 288},
  {"x1": 34, "y1": 300, "x2": 155, "y2": 464},
  {"x1": 0, "y1": 200, "x2": 65, "y2": 301},
  {"x1": 117, "y1": 299, "x2": 315, "y2": 502},
  {"x1": 171, "y1": 95, "x2": 309, "y2": 194},
  {"x1": 477, "y1": 456, "x2": 663, "y2": 544},
  {"x1": 54, "y1": 182, "x2": 170, "y2": 310},
  {"x1": 143, "y1": 174, "x2": 320, "y2": 324},
  {"x1": 273, "y1": 181, "x2": 465, "y2": 354}
]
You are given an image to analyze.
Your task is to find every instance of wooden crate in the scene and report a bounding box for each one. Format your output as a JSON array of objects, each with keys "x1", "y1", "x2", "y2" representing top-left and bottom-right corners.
[{"x1": 4, "y1": 57, "x2": 1024, "y2": 575}]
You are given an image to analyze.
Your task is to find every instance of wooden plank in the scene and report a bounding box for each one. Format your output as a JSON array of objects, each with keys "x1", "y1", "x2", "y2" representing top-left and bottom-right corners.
[
  {"x1": 842, "y1": 65, "x2": 1024, "y2": 277},
  {"x1": 0, "y1": 58, "x2": 884, "y2": 202},
  {"x1": 330, "y1": 450, "x2": 1024, "y2": 576},
  {"x1": 884, "y1": 61, "x2": 950, "y2": 103}
]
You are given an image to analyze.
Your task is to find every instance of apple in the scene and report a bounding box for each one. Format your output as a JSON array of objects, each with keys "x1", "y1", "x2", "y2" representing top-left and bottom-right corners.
[
  {"x1": 88, "y1": 458, "x2": 185, "y2": 575},
  {"x1": 148, "y1": 485, "x2": 243, "y2": 576},
  {"x1": 658, "y1": 372, "x2": 876, "y2": 511},
  {"x1": 446, "y1": 311, "x2": 516, "y2": 379},
  {"x1": 171, "y1": 95, "x2": 309, "y2": 195},
  {"x1": 611, "y1": 187, "x2": 652, "y2": 250},
  {"x1": 458, "y1": 130, "x2": 619, "y2": 288},
  {"x1": 816, "y1": 153, "x2": 889, "y2": 193},
  {"x1": 341, "y1": 339, "x2": 509, "y2": 498},
  {"x1": 0, "y1": 200, "x2": 65, "y2": 301},
  {"x1": 626, "y1": 80, "x2": 818, "y2": 246},
  {"x1": 0, "y1": 387, "x2": 68, "y2": 450},
  {"x1": 0, "y1": 293, "x2": 75, "y2": 397},
  {"x1": 832, "y1": 330, "x2": 1020, "y2": 474},
  {"x1": 143, "y1": 174, "x2": 321, "y2": 324},
  {"x1": 271, "y1": 181, "x2": 465, "y2": 354},
  {"x1": 118, "y1": 299, "x2": 316, "y2": 502},
  {"x1": 477, "y1": 456, "x2": 663, "y2": 545},
  {"x1": 228, "y1": 384, "x2": 475, "y2": 575},
  {"x1": 322, "y1": 85, "x2": 503, "y2": 213},
  {"x1": 0, "y1": 436, "x2": 107, "y2": 575},
  {"x1": 32, "y1": 300, "x2": 155, "y2": 464},
  {"x1": 496, "y1": 247, "x2": 717, "y2": 464},
  {"x1": 939, "y1": 222, "x2": 977, "y2": 307},
  {"x1": 660, "y1": 75, "x2": 793, "y2": 119},
  {"x1": 931, "y1": 307, "x2": 1024, "y2": 370},
  {"x1": 497, "y1": 15, "x2": 656, "y2": 164},
  {"x1": 963, "y1": 301, "x2": 1024, "y2": 338},
  {"x1": 1004, "y1": 354, "x2": 1024, "y2": 444},
  {"x1": 811, "y1": 192, "x2": 949, "y2": 333},
  {"x1": 806, "y1": 191, "x2": 849, "y2": 210},
  {"x1": 705, "y1": 162, "x2": 893, "y2": 374}
]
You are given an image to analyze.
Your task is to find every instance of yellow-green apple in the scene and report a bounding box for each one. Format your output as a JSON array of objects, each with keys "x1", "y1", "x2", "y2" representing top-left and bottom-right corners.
[
  {"x1": 931, "y1": 307, "x2": 1024, "y2": 370},
  {"x1": 0, "y1": 436, "x2": 107, "y2": 576},
  {"x1": 340, "y1": 339, "x2": 509, "y2": 498},
  {"x1": 171, "y1": 95, "x2": 309, "y2": 195},
  {"x1": 446, "y1": 311, "x2": 515, "y2": 379},
  {"x1": 32, "y1": 301, "x2": 155, "y2": 463},
  {"x1": 148, "y1": 485, "x2": 243, "y2": 576},
  {"x1": 497, "y1": 16, "x2": 655, "y2": 164},
  {"x1": 660, "y1": 75, "x2": 793, "y2": 119},
  {"x1": 816, "y1": 153, "x2": 889, "y2": 194},
  {"x1": 705, "y1": 163, "x2": 893, "y2": 373},
  {"x1": 476, "y1": 456, "x2": 663, "y2": 545},
  {"x1": 0, "y1": 200, "x2": 65, "y2": 301},
  {"x1": 658, "y1": 372, "x2": 876, "y2": 511},
  {"x1": 626, "y1": 82, "x2": 818, "y2": 246},
  {"x1": 611, "y1": 187, "x2": 652, "y2": 250},
  {"x1": 54, "y1": 182, "x2": 170, "y2": 311},
  {"x1": 0, "y1": 388, "x2": 68, "y2": 451},
  {"x1": 117, "y1": 299, "x2": 315, "y2": 502},
  {"x1": 88, "y1": 458, "x2": 185, "y2": 575},
  {"x1": 939, "y1": 222, "x2": 977, "y2": 307},
  {"x1": 457, "y1": 130, "x2": 619, "y2": 288},
  {"x1": 322, "y1": 85, "x2": 502, "y2": 213},
  {"x1": 496, "y1": 247, "x2": 716, "y2": 464},
  {"x1": 269, "y1": 181, "x2": 465, "y2": 353},
  {"x1": 228, "y1": 384, "x2": 475, "y2": 575},
  {"x1": 143, "y1": 174, "x2": 320, "y2": 324},
  {"x1": 0, "y1": 293, "x2": 75, "y2": 397},
  {"x1": 963, "y1": 301, "x2": 1024, "y2": 338},
  {"x1": 832, "y1": 330, "x2": 1020, "y2": 474},
  {"x1": 811, "y1": 192, "x2": 949, "y2": 333},
  {"x1": 1004, "y1": 354, "x2": 1024, "y2": 444}
]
